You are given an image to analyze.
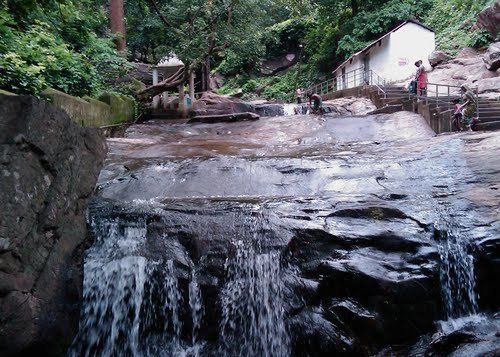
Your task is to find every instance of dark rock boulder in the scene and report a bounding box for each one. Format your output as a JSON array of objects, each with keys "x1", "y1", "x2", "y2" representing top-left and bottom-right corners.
[
  {"x1": 284, "y1": 206, "x2": 441, "y2": 353},
  {"x1": 476, "y1": 1, "x2": 500, "y2": 39},
  {"x1": 0, "y1": 95, "x2": 106, "y2": 356},
  {"x1": 254, "y1": 104, "x2": 285, "y2": 117},
  {"x1": 190, "y1": 91, "x2": 255, "y2": 117},
  {"x1": 429, "y1": 51, "x2": 452, "y2": 68},
  {"x1": 260, "y1": 53, "x2": 298, "y2": 76},
  {"x1": 483, "y1": 42, "x2": 500, "y2": 71}
]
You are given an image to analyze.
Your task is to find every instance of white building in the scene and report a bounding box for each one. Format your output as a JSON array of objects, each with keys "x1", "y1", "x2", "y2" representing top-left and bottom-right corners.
[{"x1": 332, "y1": 20, "x2": 435, "y2": 90}]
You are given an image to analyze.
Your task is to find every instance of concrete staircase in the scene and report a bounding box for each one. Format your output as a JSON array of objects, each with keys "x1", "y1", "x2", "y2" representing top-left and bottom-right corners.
[
  {"x1": 477, "y1": 98, "x2": 500, "y2": 131},
  {"x1": 367, "y1": 85, "x2": 500, "y2": 133}
]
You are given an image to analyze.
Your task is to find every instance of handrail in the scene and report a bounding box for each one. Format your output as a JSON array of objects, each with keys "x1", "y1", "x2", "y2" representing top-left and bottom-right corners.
[
  {"x1": 303, "y1": 72, "x2": 481, "y2": 120},
  {"x1": 302, "y1": 67, "x2": 387, "y2": 101}
]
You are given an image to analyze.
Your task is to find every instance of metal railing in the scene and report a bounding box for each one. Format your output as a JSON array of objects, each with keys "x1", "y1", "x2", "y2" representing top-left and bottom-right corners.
[
  {"x1": 303, "y1": 67, "x2": 387, "y2": 100},
  {"x1": 414, "y1": 82, "x2": 479, "y2": 119}
]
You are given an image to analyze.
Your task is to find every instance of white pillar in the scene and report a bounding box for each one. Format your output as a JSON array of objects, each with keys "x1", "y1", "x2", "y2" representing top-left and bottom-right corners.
[
  {"x1": 152, "y1": 67, "x2": 159, "y2": 109},
  {"x1": 189, "y1": 71, "x2": 195, "y2": 100},
  {"x1": 178, "y1": 84, "x2": 185, "y2": 117}
]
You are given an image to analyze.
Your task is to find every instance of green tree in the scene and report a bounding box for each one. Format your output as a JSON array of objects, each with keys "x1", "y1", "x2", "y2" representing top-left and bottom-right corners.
[
  {"x1": 137, "y1": 0, "x2": 280, "y2": 99},
  {"x1": 0, "y1": 0, "x2": 129, "y2": 96}
]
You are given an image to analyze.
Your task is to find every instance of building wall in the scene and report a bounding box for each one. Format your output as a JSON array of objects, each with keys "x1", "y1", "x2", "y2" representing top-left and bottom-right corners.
[
  {"x1": 335, "y1": 56, "x2": 364, "y2": 90},
  {"x1": 365, "y1": 37, "x2": 391, "y2": 82},
  {"x1": 386, "y1": 22, "x2": 435, "y2": 82},
  {"x1": 332, "y1": 22, "x2": 435, "y2": 89}
]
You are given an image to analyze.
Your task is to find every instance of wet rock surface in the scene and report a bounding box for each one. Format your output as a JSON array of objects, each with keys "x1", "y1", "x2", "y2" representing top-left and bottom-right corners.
[
  {"x1": 77, "y1": 111, "x2": 499, "y2": 356},
  {"x1": 0, "y1": 95, "x2": 106, "y2": 355}
]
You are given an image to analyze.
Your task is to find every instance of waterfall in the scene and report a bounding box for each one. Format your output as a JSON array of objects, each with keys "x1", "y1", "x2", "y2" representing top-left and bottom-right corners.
[
  {"x1": 282, "y1": 104, "x2": 299, "y2": 116},
  {"x1": 435, "y1": 206, "x2": 480, "y2": 333},
  {"x1": 71, "y1": 206, "x2": 289, "y2": 356},
  {"x1": 219, "y1": 211, "x2": 290, "y2": 357},
  {"x1": 69, "y1": 218, "x2": 204, "y2": 357},
  {"x1": 437, "y1": 219, "x2": 478, "y2": 319},
  {"x1": 189, "y1": 268, "x2": 204, "y2": 356}
]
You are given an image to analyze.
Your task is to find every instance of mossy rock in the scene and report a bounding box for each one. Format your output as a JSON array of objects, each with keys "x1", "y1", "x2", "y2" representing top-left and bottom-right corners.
[
  {"x1": 98, "y1": 92, "x2": 136, "y2": 124},
  {"x1": 41, "y1": 88, "x2": 112, "y2": 127},
  {"x1": 0, "y1": 89, "x2": 17, "y2": 96}
]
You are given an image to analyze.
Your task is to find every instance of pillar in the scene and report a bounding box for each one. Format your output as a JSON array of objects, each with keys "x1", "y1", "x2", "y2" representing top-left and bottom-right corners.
[
  {"x1": 152, "y1": 68, "x2": 159, "y2": 110},
  {"x1": 162, "y1": 92, "x2": 169, "y2": 109},
  {"x1": 178, "y1": 84, "x2": 185, "y2": 117},
  {"x1": 189, "y1": 71, "x2": 195, "y2": 100}
]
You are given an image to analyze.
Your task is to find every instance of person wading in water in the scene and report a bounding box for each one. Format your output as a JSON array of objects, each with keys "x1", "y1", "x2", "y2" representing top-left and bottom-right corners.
[{"x1": 307, "y1": 92, "x2": 323, "y2": 115}]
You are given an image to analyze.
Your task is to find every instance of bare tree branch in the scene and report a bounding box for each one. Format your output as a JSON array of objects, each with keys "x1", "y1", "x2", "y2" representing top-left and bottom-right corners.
[{"x1": 136, "y1": 66, "x2": 189, "y2": 101}]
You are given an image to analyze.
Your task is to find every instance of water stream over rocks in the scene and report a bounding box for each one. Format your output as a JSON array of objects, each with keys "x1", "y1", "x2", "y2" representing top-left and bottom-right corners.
[{"x1": 70, "y1": 112, "x2": 499, "y2": 356}]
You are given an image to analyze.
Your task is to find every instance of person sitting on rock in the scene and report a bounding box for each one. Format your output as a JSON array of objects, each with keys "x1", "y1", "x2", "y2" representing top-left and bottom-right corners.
[
  {"x1": 459, "y1": 84, "x2": 477, "y2": 130},
  {"x1": 308, "y1": 92, "x2": 323, "y2": 115},
  {"x1": 414, "y1": 60, "x2": 427, "y2": 96}
]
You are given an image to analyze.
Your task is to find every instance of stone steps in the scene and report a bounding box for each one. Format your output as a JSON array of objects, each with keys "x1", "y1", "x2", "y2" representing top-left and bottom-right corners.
[{"x1": 476, "y1": 120, "x2": 500, "y2": 131}]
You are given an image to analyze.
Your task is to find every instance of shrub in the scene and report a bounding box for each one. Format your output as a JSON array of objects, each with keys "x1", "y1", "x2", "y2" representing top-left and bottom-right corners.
[
  {"x1": 242, "y1": 80, "x2": 258, "y2": 93},
  {"x1": 425, "y1": 0, "x2": 494, "y2": 53},
  {"x1": 0, "y1": 22, "x2": 98, "y2": 96}
]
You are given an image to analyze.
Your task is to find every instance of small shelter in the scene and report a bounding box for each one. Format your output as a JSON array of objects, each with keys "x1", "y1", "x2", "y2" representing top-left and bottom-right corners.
[
  {"x1": 332, "y1": 20, "x2": 435, "y2": 90},
  {"x1": 152, "y1": 55, "x2": 195, "y2": 113}
]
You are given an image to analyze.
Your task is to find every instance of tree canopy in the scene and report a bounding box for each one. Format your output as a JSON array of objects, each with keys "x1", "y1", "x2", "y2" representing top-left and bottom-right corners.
[{"x1": 0, "y1": 0, "x2": 495, "y2": 100}]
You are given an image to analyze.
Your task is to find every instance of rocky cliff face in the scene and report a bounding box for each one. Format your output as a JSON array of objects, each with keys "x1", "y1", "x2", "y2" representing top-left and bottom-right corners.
[{"x1": 0, "y1": 95, "x2": 107, "y2": 356}]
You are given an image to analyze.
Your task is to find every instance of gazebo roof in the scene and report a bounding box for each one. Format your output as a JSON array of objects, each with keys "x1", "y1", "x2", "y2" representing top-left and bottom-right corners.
[{"x1": 157, "y1": 54, "x2": 184, "y2": 68}]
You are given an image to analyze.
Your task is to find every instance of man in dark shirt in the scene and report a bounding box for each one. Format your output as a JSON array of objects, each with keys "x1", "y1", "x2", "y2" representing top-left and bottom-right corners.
[{"x1": 308, "y1": 93, "x2": 323, "y2": 114}]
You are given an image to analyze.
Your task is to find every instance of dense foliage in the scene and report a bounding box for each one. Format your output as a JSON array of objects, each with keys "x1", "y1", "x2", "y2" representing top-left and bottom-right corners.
[
  {"x1": 425, "y1": 0, "x2": 494, "y2": 54},
  {"x1": 0, "y1": 0, "x2": 128, "y2": 96},
  {"x1": 0, "y1": 0, "x2": 495, "y2": 101},
  {"x1": 214, "y1": 0, "x2": 494, "y2": 100}
]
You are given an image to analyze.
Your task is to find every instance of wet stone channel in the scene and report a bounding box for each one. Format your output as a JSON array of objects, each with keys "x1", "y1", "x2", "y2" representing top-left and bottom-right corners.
[{"x1": 70, "y1": 112, "x2": 500, "y2": 356}]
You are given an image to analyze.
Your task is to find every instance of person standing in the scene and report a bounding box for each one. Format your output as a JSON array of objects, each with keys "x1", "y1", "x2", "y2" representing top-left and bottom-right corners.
[
  {"x1": 459, "y1": 84, "x2": 477, "y2": 130},
  {"x1": 414, "y1": 60, "x2": 427, "y2": 96},
  {"x1": 296, "y1": 88, "x2": 303, "y2": 104}
]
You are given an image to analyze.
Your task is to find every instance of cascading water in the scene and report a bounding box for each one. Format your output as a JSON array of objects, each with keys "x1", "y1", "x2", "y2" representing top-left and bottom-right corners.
[
  {"x1": 435, "y1": 206, "x2": 478, "y2": 320},
  {"x1": 220, "y1": 241, "x2": 289, "y2": 356},
  {"x1": 188, "y1": 268, "x2": 204, "y2": 356},
  {"x1": 70, "y1": 204, "x2": 289, "y2": 356},
  {"x1": 282, "y1": 104, "x2": 299, "y2": 116},
  {"x1": 409, "y1": 138, "x2": 481, "y2": 331},
  {"x1": 68, "y1": 217, "x2": 204, "y2": 357}
]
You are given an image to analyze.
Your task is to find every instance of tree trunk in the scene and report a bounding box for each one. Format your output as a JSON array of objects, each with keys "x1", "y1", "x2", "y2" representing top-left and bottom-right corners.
[
  {"x1": 201, "y1": 57, "x2": 211, "y2": 92},
  {"x1": 350, "y1": 0, "x2": 359, "y2": 15},
  {"x1": 110, "y1": 0, "x2": 126, "y2": 51}
]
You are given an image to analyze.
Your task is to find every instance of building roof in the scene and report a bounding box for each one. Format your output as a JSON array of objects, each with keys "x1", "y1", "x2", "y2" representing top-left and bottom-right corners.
[
  {"x1": 157, "y1": 54, "x2": 184, "y2": 68},
  {"x1": 332, "y1": 20, "x2": 434, "y2": 74}
]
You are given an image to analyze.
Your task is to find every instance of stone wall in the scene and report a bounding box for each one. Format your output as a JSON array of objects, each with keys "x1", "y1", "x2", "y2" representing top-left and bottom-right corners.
[
  {"x1": 0, "y1": 94, "x2": 107, "y2": 356},
  {"x1": 41, "y1": 88, "x2": 135, "y2": 127}
]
